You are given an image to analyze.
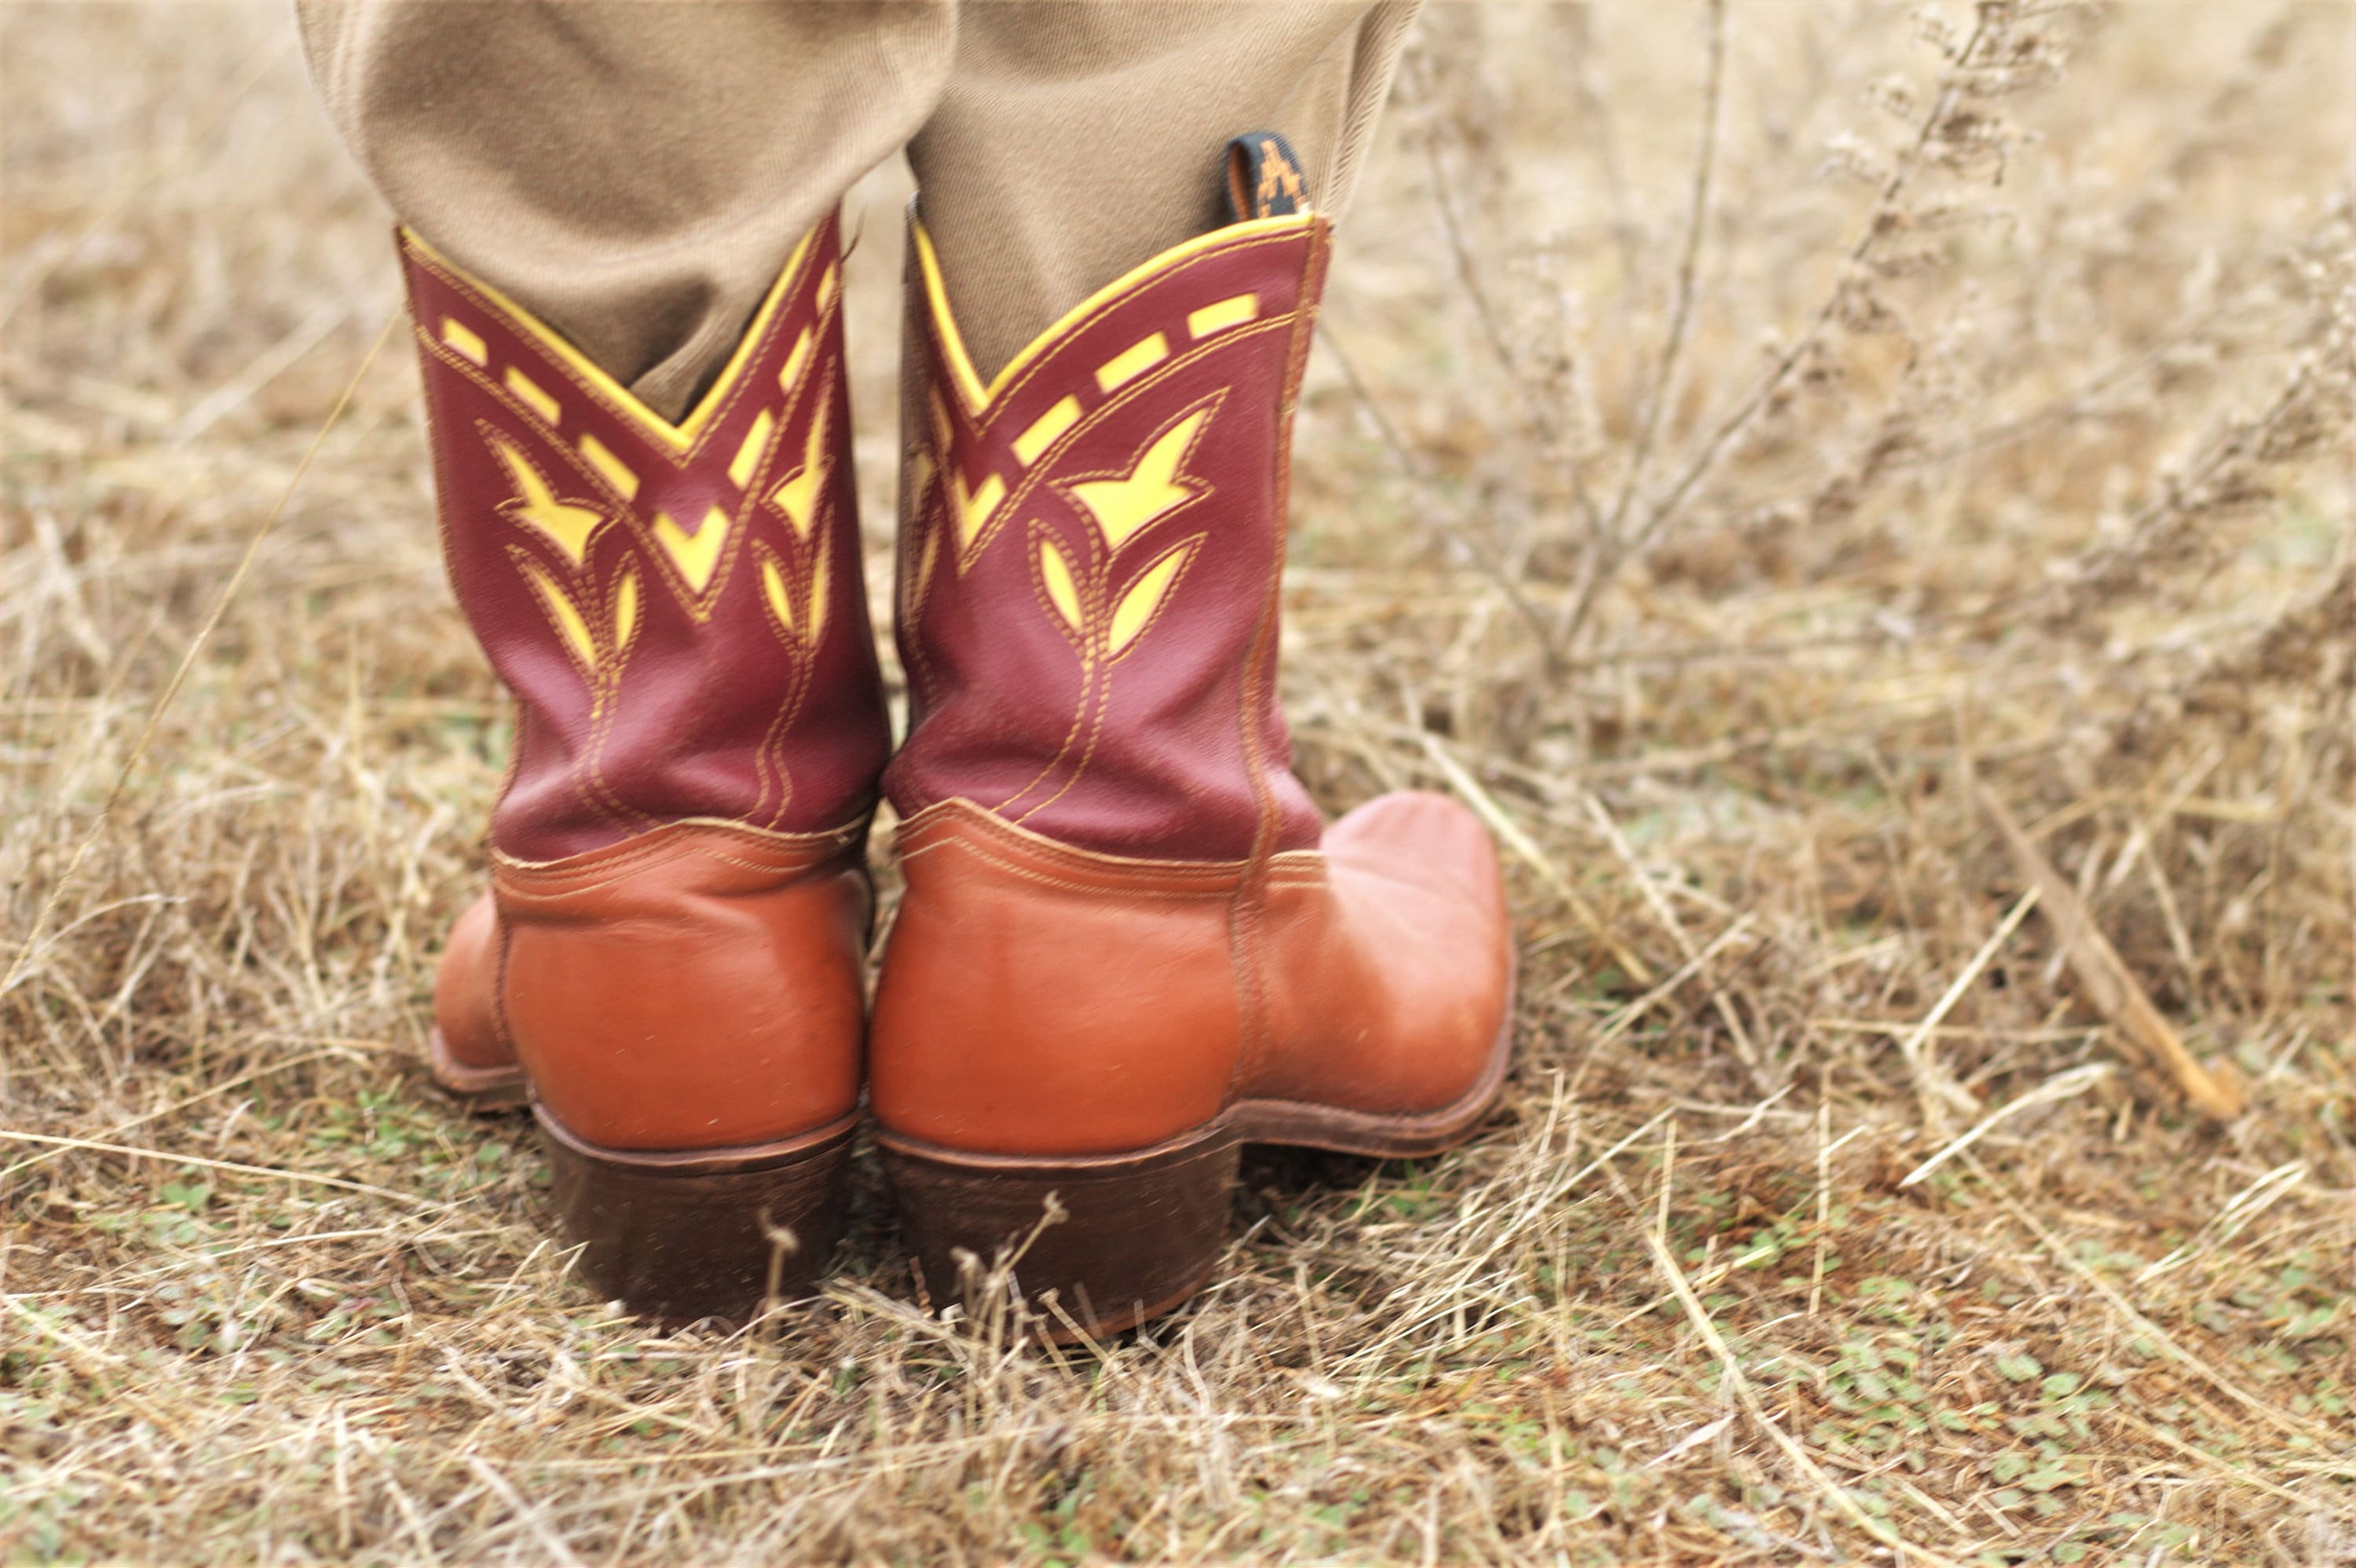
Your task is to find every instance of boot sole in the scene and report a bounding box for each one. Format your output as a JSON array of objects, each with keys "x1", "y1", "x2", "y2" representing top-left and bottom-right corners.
[
  {"x1": 878, "y1": 991, "x2": 1516, "y2": 1343},
  {"x1": 539, "y1": 1106, "x2": 856, "y2": 1325},
  {"x1": 426, "y1": 1026, "x2": 530, "y2": 1114}
]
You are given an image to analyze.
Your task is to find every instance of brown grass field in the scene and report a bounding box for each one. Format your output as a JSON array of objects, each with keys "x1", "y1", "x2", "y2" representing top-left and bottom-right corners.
[{"x1": 5, "y1": 2, "x2": 2354, "y2": 1562}]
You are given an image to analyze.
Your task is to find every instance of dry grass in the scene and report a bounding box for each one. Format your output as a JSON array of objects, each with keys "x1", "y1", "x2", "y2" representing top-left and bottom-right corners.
[{"x1": 5, "y1": 2, "x2": 2353, "y2": 1562}]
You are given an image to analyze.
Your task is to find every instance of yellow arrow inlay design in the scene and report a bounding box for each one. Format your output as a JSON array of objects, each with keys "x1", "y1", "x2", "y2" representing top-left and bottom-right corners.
[
  {"x1": 1068, "y1": 408, "x2": 1210, "y2": 550},
  {"x1": 490, "y1": 435, "x2": 604, "y2": 567},
  {"x1": 652, "y1": 505, "x2": 730, "y2": 595}
]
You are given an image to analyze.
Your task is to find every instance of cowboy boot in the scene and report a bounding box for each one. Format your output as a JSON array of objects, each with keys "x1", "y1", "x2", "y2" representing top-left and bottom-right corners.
[
  {"x1": 402, "y1": 213, "x2": 890, "y2": 1320},
  {"x1": 870, "y1": 137, "x2": 1516, "y2": 1338}
]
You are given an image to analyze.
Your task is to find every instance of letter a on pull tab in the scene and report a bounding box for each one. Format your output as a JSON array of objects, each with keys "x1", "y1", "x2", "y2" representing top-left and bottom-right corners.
[{"x1": 1224, "y1": 131, "x2": 1312, "y2": 223}]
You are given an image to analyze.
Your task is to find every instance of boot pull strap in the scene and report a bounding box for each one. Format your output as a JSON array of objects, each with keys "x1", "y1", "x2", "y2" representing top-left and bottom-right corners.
[{"x1": 1224, "y1": 132, "x2": 1312, "y2": 222}]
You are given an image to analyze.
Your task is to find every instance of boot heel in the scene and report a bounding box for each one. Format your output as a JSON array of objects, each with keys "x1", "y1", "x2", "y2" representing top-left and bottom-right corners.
[
  {"x1": 538, "y1": 1109, "x2": 854, "y2": 1325},
  {"x1": 880, "y1": 1128, "x2": 1239, "y2": 1341}
]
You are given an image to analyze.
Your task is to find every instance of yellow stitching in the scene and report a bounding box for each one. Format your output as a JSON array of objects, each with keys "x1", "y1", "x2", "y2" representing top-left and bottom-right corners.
[
  {"x1": 405, "y1": 223, "x2": 820, "y2": 452},
  {"x1": 1187, "y1": 294, "x2": 1259, "y2": 338},
  {"x1": 1108, "y1": 534, "x2": 1202, "y2": 659},
  {"x1": 914, "y1": 217, "x2": 1312, "y2": 415},
  {"x1": 1093, "y1": 332, "x2": 1169, "y2": 393},
  {"x1": 1012, "y1": 396, "x2": 1081, "y2": 466},
  {"x1": 896, "y1": 802, "x2": 1326, "y2": 881},
  {"x1": 938, "y1": 329, "x2": 1271, "y2": 571},
  {"x1": 576, "y1": 433, "x2": 640, "y2": 501},
  {"x1": 484, "y1": 429, "x2": 605, "y2": 567},
  {"x1": 440, "y1": 316, "x2": 488, "y2": 364},
  {"x1": 503, "y1": 365, "x2": 562, "y2": 425},
  {"x1": 728, "y1": 408, "x2": 775, "y2": 489},
  {"x1": 494, "y1": 820, "x2": 860, "y2": 882}
]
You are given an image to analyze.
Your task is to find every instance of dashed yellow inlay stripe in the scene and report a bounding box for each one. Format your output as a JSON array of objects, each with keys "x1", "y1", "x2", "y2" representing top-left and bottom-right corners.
[
  {"x1": 576, "y1": 433, "x2": 639, "y2": 501},
  {"x1": 728, "y1": 409, "x2": 775, "y2": 489},
  {"x1": 1095, "y1": 334, "x2": 1170, "y2": 393},
  {"x1": 1012, "y1": 397, "x2": 1082, "y2": 467},
  {"x1": 817, "y1": 265, "x2": 840, "y2": 313},
  {"x1": 503, "y1": 366, "x2": 562, "y2": 425},
  {"x1": 777, "y1": 328, "x2": 814, "y2": 395},
  {"x1": 441, "y1": 318, "x2": 488, "y2": 366},
  {"x1": 1187, "y1": 294, "x2": 1259, "y2": 339}
]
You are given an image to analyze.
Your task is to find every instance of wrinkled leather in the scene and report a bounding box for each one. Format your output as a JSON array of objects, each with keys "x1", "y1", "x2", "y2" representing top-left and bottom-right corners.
[
  {"x1": 872, "y1": 798, "x2": 1509, "y2": 1156},
  {"x1": 494, "y1": 822, "x2": 869, "y2": 1151},
  {"x1": 872, "y1": 211, "x2": 1513, "y2": 1160},
  {"x1": 404, "y1": 214, "x2": 884, "y2": 1148}
]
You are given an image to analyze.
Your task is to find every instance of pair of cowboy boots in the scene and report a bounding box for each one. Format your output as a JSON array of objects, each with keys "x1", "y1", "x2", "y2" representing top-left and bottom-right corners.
[{"x1": 411, "y1": 137, "x2": 1515, "y2": 1335}]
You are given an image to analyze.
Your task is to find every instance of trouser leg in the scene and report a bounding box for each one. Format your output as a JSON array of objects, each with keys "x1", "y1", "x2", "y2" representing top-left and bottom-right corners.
[
  {"x1": 297, "y1": 0, "x2": 955, "y2": 421},
  {"x1": 298, "y1": 0, "x2": 1418, "y2": 400},
  {"x1": 908, "y1": 0, "x2": 1421, "y2": 381}
]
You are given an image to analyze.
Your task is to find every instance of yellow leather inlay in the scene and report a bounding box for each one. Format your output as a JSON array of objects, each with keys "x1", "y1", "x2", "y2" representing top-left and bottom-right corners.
[
  {"x1": 1012, "y1": 397, "x2": 1082, "y2": 466},
  {"x1": 576, "y1": 433, "x2": 639, "y2": 501},
  {"x1": 440, "y1": 317, "x2": 488, "y2": 366},
  {"x1": 519, "y1": 558, "x2": 596, "y2": 671},
  {"x1": 1187, "y1": 294, "x2": 1259, "y2": 338},
  {"x1": 806, "y1": 533, "x2": 829, "y2": 646},
  {"x1": 1094, "y1": 334, "x2": 1170, "y2": 393},
  {"x1": 1038, "y1": 538, "x2": 1084, "y2": 634},
  {"x1": 653, "y1": 506, "x2": 730, "y2": 595},
  {"x1": 911, "y1": 214, "x2": 1313, "y2": 413},
  {"x1": 767, "y1": 403, "x2": 829, "y2": 539},
  {"x1": 1067, "y1": 408, "x2": 1209, "y2": 550},
  {"x1": 728, "y1": 409, "x2": 774, "y2": 489},
  {"x1": 489, "y1": 435, "x2": 603, "y2": 567},
  {"x1": 777, "y1": 327, "x2": 814, "y2": 397},
  {"x1": 404, "y1": 224, "x2": 817, "y2": 453},
  {"x1": 760, "y1": 554, "x2": 795, "y2": 635},
  {"x1": 1110, "y1": 540, "x2": 1194, "y2": 656},
  {"x1": 503, "y1": 366, "x2": 562, "y2": 426},
  {"x1": 816, "y1": 264, "x2": 840, "y2": 314},
  {"x1": 612, "y1": 568, "x2": 640, "y2": 652},
  {"x1": 953, "y1": 470, "x2": 1006, "y2": 550}
]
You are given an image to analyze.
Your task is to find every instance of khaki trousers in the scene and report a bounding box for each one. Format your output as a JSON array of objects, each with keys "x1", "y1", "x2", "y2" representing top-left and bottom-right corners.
[{"x1": 298, "y1": 0, "x2": 1421, "y2": 421}]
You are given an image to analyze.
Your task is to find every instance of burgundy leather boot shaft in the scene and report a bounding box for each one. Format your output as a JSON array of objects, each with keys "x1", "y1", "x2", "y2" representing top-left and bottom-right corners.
[
  {"x1": 404, "y1": 215, "x2": 889, "y2": 863},
  {"x1": 886, "y1": 212, "x2": 1328, "y2": 861}
]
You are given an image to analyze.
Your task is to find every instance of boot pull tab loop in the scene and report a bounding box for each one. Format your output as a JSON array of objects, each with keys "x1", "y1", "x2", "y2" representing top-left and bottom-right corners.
[{"x1": 1224, "y1": 132, "x2": 1312, "y2": 223}]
